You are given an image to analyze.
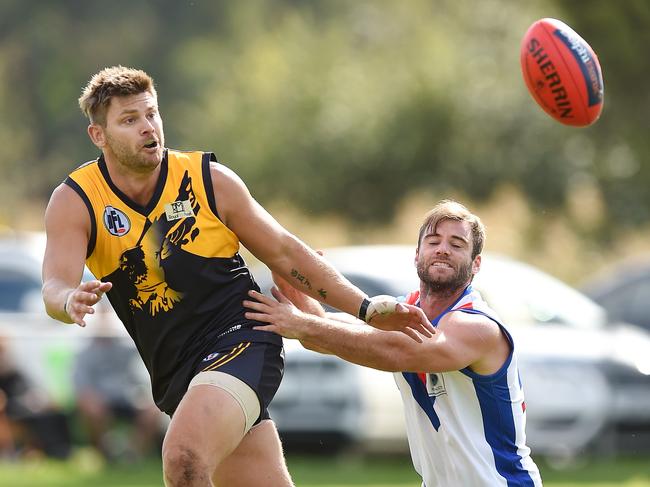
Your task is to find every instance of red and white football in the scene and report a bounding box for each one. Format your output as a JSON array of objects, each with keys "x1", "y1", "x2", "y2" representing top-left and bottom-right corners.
[{"x1": 520, "y1": 18, "x2": 604, "y2": 127}]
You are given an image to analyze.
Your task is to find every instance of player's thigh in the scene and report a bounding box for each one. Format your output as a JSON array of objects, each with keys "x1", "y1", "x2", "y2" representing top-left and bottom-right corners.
[
  {"x1": 213, "y1": 419, "x2": 293, "y2": 487},
  {"x1": 162, "y1": 384, "x2": 247, "y2": 472},
  {"x1": 196, "y1": 341, "x2": 284, "y2": 428}
]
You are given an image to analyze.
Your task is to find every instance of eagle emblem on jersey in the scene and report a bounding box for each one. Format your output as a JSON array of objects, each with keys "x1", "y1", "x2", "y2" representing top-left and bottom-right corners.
[{"x1": 107, "y1": 170, "x2": 200, "y2": 316}]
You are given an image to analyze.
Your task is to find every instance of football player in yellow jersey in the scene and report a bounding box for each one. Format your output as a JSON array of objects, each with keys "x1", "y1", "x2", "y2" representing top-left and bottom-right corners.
[{"x1": 42, "y1": 66, "x2": 434, "y2": 487}]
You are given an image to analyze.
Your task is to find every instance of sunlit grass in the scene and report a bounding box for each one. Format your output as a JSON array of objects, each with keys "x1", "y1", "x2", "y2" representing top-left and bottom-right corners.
[{"x1": 0, "y1": 452, "x2": 649, "y2": 487}]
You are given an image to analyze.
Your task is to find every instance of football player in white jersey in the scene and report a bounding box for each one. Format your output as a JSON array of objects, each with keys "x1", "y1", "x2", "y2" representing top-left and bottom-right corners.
[{"x1": 244, "y1": 199, "x2": 543, "y2": 487}]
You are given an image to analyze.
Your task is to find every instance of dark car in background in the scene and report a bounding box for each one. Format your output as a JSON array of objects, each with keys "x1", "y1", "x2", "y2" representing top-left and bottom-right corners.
[
  {"x1": 581, "y1": 257, "x2": 650, "y2": 453},
  {"x1": 582, "y1": 258, "x2": 650, "y2": 334}
]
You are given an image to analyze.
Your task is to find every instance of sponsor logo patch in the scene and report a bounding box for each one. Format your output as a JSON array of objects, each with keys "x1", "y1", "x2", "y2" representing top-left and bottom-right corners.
[
  {"x1": 103, "y1": 206, "x2": 130, "y2": 236},
  {"x1": 426, "y1": 373, "x2": 448, "y2": 397},
  {"x1": 164, "y1": 200, "x2": 194, "y2": 221}
]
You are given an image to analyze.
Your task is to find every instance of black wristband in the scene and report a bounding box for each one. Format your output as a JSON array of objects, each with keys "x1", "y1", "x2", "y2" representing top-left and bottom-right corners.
[{"x1": 358, "y1": 297, "x2": 371, "y2": 321}]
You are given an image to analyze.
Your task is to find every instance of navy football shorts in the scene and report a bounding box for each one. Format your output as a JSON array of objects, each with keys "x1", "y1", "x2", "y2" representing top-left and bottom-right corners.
[{"x1": 192, "y1": 340, "x2": 285, "y2": 426}]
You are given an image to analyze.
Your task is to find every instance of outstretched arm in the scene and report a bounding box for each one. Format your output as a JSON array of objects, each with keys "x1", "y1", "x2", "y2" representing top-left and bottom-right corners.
[
  {"x1": 272, "y1": 271, "x2": 350, "y2": 354},
  {"x1": 274, "y1": 265, "x2": 365, "y2": 323},
  {"x1": 244, "y1": 288, "x2": 509, "y2": 375},
  {"x1": 272, "y1": 270, "x2": 327, "y2": 318},
  {"x1": 212, "y1": 162, "x2": 434, "y2": 340},
  {"x1": 42, "y1": 184, "x2": 112, "y2": 327},
  {"x1": 246, "y1": 287, "x2": 405, "y2": 370}
]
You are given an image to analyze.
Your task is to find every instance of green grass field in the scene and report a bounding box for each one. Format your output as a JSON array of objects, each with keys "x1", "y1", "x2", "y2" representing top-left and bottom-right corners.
[{"x1": 0, "y1": 453, "x2": 649, "y2": 486}]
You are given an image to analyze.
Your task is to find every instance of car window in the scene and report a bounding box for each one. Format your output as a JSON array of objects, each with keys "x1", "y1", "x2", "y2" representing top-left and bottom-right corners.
[
  {"x1": 317, "y1": 274, "x2": 397, "y2": 313},
  {"x1": 476, "y1": 257, "x2": 607, "y2": 330},
  {"x1": 343, "y1": 274, "x2": 402, "y2": 298},
  {"x1": 598, "y1": 276, "x2": 650, "y2": 329},
  {"x1": 0, "y1": 269, "x2": 41, "y2": 312}
]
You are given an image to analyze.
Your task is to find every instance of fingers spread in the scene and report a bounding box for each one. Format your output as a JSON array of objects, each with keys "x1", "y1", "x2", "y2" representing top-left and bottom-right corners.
[
  {"x1": 72, "y1": 313, "x2": 86, "y2": 328},
  {"x1": 405, "y1": 304, "x2": 436, "y2": 335},
  {"x1": 253, "y1": 324, "x2": 276, "y2": 332},
  {"x1": 243, "y1": 300, "x2": 267, "y2": 312},
  {"x1": 270, "y1": 286, "x2": 290, "y2": 303},
  {"x1": 415, "y1": 321, "x2": 434, "y2": 338},
  {"x1": 245, "y1": 311, "x2": 271, "y2": 323},
  {"x1": 402, "y1": 328, "x2": 423, "y2": 343},
  {"x1": 81, "y1": 280, "x2": 101, "y2": 291},
  {"x1": 99, "y1": 281, "x2": 113, "y2": 292},
  {"x1": 79, "y1": 291, "x2": 98, "y2": 304},
  {"x1": 248, "y1": 290, "x2": 271, "y2": 303}
]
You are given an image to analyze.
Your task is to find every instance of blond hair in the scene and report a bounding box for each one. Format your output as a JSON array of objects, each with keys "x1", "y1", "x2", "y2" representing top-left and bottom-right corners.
[
  {"x1": 78, "y1": 66, "x2": 157, "y2": 125},
  {"x1": 417, "y1": 199, "x2": 486, "y2": 259}
]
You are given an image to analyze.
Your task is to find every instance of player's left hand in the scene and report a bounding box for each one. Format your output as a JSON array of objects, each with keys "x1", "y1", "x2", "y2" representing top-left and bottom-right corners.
[
  {"x1": 244, "y1": 288, "x2": 308, "y2": 340},
  {"x1": 364, "y1": 296, "x2": 435, "y2": 342},
  {"x1": 65, "y1": 280, "x2": 113, "y2": 327}
]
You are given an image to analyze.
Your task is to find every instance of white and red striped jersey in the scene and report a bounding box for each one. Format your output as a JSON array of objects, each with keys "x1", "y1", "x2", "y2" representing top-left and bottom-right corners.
[{"x1": 394, "y1": 286, "x2": 542, "y2": 486}]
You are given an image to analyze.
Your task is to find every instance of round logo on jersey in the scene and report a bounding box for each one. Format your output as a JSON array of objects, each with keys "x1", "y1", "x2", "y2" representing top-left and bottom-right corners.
[{"x1": 103, "y1": 206, "x2": 131, "y2": 237}]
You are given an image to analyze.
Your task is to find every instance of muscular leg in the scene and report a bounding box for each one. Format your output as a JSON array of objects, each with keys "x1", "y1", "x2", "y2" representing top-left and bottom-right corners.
[
  {"x1": 162, "y1": 385, "x2": 246, "y2": 487},
  {"x1": 213, "y1": 419, "x2": 293, "y2": 487}
]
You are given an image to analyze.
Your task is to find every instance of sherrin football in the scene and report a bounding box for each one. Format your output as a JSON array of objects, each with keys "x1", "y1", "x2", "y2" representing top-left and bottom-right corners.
[{"x1": 520, "y1": 18, "x2": 604, "y2": 127}]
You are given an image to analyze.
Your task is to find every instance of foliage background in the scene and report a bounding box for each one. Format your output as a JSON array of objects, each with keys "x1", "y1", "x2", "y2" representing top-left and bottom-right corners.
[{"x1": 1, "y1": 0, "x2": 648, "y2": 283}]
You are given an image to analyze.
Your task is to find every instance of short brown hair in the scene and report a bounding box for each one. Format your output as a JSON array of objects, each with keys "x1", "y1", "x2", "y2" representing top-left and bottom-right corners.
[
  {"x1": 78, "y1": 66, "x2": 157, "y2": 125},
  {"x1": 417, "y1": 199, "x2": 486, "y2": 259}
]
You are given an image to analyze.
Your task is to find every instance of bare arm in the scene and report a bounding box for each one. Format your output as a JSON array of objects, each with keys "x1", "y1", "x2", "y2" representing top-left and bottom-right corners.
[
  {"x1": 271, "y1": 270, "x2": 326, "y2": 318},
  {"x1": 212, "y1": 162, "x2": 434, "y2": 339},
  {"x1": 214, "y1": 163, "x2": 362, "y2": 309},
  {"x1": 244, "y1": 289, "x2": 509, "y2": 374},
  {"x1": 272, "y1": 271, "x2": 357, "y2": 353},
  {"x1": 42, "y1": 184, "x2": 112, "y2": 326}
]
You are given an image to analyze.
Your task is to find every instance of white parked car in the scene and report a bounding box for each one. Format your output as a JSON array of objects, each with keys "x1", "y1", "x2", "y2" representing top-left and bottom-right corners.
[
  {"x1": 4, "y1": 233, "x2": 648, "y2": 457},
  {"x1": 0, "y1": 231, "x2": 143, "y2": 408},
  {"x1": 253, "y1": 245, "x2": 650, "y2": 458}
]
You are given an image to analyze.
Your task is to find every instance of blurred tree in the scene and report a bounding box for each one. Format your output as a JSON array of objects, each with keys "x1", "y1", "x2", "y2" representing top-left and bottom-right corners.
[
  {"x1": 0, "y1": 0, "x2": 647, "y2": 246},
  {"x1": 167, "y1": 0, "x2": 563, "y2": 222},
  {"x1": 553, "y1": 0, "x2": 650, "y2": 237}
]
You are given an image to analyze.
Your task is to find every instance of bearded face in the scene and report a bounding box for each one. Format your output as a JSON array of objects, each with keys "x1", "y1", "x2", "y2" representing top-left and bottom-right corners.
[
  {"x1": 416, "y1": 253, "x2": 473, "y2": 294},
  {"x1": 415, "y1": 218, "x2": 478, "y2": 296},
  {"x1": 94, "y1": 92, "x2": 165, "y2": 174},
  {"x1": 104, "y1": 129, "x2": 163, "y2": 173}
]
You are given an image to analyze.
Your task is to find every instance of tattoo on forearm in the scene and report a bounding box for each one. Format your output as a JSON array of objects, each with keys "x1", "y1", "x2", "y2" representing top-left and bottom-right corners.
[
  {"x1": 290, "y1": 268, "x2": 312, "y2": 291},
  {"x1": 289, "y1": 269, "x2": 328, "y2": 300}
]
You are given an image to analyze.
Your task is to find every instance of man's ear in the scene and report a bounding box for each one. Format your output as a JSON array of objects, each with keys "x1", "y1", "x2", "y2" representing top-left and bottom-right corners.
[
  {"x1": 87, "y1": 124, "x2": 106, "y2": 148},
  {"x1": 472, "y1": 254, "x2": 481, "y2": 275}
]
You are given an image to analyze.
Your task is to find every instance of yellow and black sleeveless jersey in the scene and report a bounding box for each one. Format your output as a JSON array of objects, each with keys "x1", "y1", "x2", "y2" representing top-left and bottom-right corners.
[{"x1": 65, "y1": 148, "x2": 281, "y2": 414}]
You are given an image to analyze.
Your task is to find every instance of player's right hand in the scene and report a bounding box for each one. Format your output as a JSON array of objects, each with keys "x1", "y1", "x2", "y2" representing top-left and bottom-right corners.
[
  {"x1": 64, "y1": 280, "x2": 112, "y2": 327},
  {"x1": 365, "y1": 297, "x2": 435, "y2": 342}
]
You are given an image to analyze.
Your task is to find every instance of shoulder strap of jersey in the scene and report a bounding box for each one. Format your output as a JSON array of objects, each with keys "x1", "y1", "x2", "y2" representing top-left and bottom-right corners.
[
  {"x1": 64, "y1": 164, "x2": 100, "y2": 258},
  {"x1": 198, "y1": 151, "x2": 220, "y2": 219}
]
